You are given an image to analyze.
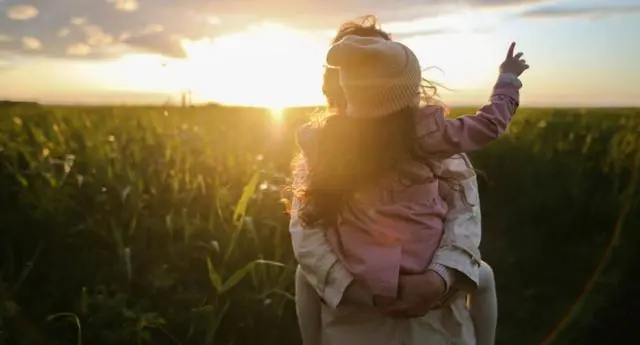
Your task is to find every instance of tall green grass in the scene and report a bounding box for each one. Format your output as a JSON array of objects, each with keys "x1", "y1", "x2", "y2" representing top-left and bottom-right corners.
[{"x1": 0, "y1": 105, "x2": 638, "y2": 345}]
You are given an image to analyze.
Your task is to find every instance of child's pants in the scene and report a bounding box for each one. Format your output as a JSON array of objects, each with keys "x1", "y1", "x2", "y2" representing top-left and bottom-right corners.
[
  {"x1": 295, "y1": 266, "x2": 323, "y2": 345},
  {"x1": 468, "y1": 261, "x2": 497, "y2": 345},
  {"x1": 295, "y1": 261, "x2": 497, "y2": 345}
]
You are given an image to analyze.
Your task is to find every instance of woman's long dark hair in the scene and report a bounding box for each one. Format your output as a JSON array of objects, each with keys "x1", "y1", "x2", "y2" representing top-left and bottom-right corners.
[
  {"x1": 299, "y1": 107, "x2": 435, "y2": 228},
  {"x1": 293, "y1": 15, "x2": 460, "y2": 229}
]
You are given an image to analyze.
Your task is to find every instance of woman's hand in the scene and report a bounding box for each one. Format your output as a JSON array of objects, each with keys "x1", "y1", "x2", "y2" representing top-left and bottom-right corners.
[
  {"x1": 500, "y1": 42, "x2": 529, "y2": 76},
  {"x1": 378, "y1": 270, "x2": 447, "y2": 318},
  {"x1": 341, "y1": 279, "x2": 377, "y2": 306}
]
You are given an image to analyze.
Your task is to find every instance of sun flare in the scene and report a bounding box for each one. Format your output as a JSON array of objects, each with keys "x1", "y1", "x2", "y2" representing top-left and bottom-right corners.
[
  {"x1": 79, "y1": 19, "x2": 502, "y2": 107},
  {"x1": 269, "y1": 107, "x2": 285, "y2": 121},
  {"x1": 180, "y1": 23, "x2": 327, "y2": 107}
]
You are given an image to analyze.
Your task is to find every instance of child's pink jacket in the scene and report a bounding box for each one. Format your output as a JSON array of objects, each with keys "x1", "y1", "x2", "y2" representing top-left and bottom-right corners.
[{"x1": 297, "y1": 74, "x2": 521, "y2": 297}]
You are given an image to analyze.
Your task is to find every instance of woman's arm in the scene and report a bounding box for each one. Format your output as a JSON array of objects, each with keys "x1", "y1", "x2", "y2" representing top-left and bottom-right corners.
[
  {"x1": 289, "y1": 164, "x2": 355, "y2": 309},
  {"x1": 289, "y1": 126, "x2": 356, "y2": 309},
  {"x1": 384, "y1": 153, "x2": 483, "y2": 317},
  {"x1": 430, "y1": 153, "x2": 483, "y2": 293}
]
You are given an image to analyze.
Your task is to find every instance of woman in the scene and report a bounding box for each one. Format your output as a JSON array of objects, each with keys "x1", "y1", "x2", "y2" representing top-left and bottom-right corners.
[{"x1": 289, "y1": 16, "x2": 493, "y2": 345}]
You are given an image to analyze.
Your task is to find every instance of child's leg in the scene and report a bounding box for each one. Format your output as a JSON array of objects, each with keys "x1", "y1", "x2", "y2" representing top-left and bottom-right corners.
[
  {"x1": 468, "y1": 261, "x2": 498, "y2": 345},
  {"x1": 295, "y1": 265, "x2": 322, "y2": 345}
]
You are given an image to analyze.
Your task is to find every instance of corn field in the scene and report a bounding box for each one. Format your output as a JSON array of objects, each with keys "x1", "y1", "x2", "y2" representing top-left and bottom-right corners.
[{"x1": 0, "y1": 104, "x2": 639, "y2": 345}]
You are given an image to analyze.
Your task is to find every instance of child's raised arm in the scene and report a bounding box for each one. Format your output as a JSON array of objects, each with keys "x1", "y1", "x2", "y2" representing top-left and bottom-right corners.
[{"x1": 414, "y1": 42, "x2": 529, "y2": 157}]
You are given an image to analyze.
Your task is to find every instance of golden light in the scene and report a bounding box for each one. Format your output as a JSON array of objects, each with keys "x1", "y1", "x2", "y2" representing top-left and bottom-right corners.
[
  {"x1": 403, "y1": 32, "x2": 500, "y2": 90},
  {"x1": 395, "y1": 12, "x2": 501, "y2": 90},
  {"x1": 269, "y1": 107, "x2": 285, "y2": 121},
  {"x1": 73, "y1": 22, "x2": 327, "y2": 107},
  {"x1": 64, "y1": 18, "x2": 503, "y2": 107},
  {"x1": 85, "y1": 54, "x2": 179, "y2": 93},
  {"x1": 180, "y1": 22, "x2": 327, "y2": 108}
]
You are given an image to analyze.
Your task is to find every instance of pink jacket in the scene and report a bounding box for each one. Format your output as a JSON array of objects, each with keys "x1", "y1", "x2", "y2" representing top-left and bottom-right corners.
[{"x1": 297, "y1": 74, "x2": 521, "y2": 298}]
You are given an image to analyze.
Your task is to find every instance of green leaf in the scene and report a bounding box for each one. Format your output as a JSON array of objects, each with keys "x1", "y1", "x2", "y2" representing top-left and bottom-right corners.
[
  {"x1": 206, "y1": 257, "x2": 222, "y2": 293},
  {"x1": 80, "y1": 287, "x2": 88, "y2": 315},
  {"x1": 205, "y1": 300, "x2": 230, "y2": 344},
  {"x1": 15, "y1": 173, "x2": 28, "y2": 188},
  {"x1": 2, "y1": 300, "x2": 20, "y2": 316},
  {"x1": 46, "y1": 312, "x2": 82, "y2": 345},
  {"x1": 220, "y1": 259, "x2": 284, "y2": 294},
  {"x1": 232, "y1": 171, "x2": 260, "y2": 228}
]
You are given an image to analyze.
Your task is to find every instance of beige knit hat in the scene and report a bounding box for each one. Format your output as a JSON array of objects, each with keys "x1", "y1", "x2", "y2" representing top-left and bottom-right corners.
[{"x1": 326, "y1": 35, "x2": 422, "y2": 118}]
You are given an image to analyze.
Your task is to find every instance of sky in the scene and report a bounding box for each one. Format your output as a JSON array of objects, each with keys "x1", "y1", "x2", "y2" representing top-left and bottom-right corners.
[{"x1": 0, "y1": 0, "x2": 639, "y2": 108}]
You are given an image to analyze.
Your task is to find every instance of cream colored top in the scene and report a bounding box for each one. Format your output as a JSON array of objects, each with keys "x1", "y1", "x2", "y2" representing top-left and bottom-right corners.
[{"x1": 290, "y1": 154, "x2": 483, "y2": 345}]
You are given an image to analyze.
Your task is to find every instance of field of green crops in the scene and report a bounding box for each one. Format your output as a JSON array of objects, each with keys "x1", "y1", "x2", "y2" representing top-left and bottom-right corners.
[{"x1": 1, "y1": 103, "x2": 639, "y2": 345}]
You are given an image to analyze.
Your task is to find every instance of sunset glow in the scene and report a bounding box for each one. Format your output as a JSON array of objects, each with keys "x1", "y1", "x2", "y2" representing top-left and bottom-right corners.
[
  {"x1": 180, "y1": 23, "x2": 327, "y2": 108},
  {"x1": 1, "y1": 0, "x2": 639, "y2": 107}
]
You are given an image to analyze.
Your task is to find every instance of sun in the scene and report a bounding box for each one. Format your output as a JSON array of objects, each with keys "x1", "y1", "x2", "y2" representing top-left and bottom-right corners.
[
  {"x1": 269, "y1": 107, "x2": 285, "y2": 121},
  {"x1": 179, "y1": 23, "x2": 327, "y2": 108},
  {"x1": 90, "y1": 22, "x2": 328, "y2": 108}
]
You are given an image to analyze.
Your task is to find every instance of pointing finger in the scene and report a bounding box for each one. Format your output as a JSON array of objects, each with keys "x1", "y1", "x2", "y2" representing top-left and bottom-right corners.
[{"x1": 506, "y1": 42, "x2": 515, "y2": 59}]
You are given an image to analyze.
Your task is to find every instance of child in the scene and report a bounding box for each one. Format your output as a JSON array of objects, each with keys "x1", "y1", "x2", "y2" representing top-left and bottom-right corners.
[{"x1": 293, "y1": 35, "x2": 528, "y2": 345}]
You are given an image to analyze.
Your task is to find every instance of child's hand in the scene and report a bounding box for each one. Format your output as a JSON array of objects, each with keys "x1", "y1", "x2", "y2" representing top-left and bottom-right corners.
[
  {"x1": 341, "y1": 280, "x2": 374, "y2": 306},
  {"x1": 500, "y1": 42, "x2": 529, "y2": 76},
  {"x1": 373, "y1": 295, "x2": 395, "y2": 307},
  {"x1": 379, "y1": 271, "x2": 446, "y2": 318}
]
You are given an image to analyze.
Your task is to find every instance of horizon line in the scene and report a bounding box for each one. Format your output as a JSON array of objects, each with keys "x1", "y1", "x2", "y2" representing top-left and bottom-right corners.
[{"x1": 3, "y1": 98, "x2": 640, "y2": 110}]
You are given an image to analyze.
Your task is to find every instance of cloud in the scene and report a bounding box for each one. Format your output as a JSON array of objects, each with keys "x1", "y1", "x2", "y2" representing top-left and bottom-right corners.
[
  {"x1": 520, "y1": 4, "x2": 640, "y2": 20},
  {"x1": 6, "y1": 4, "x2": 38, "y2": 20},
  {"x1": 83, "y1": 25, "x2": 115, "y2": 46},
  {"x1": 71, "y1": 17, "x2": 88, "y2": 26},
  {"x1": 57, "y1": 28, "x2": 71, "y2": 38},
  {"x1": 206, "y1": 0, "x2": 549, "y2": 28},
  {"x1": 107, "y1": 0, "x2": 140, "y2": 12},
  {"x1": 143, "y1": 24, "x2": 164, "y2": 34},
  {"x1": 21, "y1": 36, "x2": 41, "y2": 50},
  {"x1": 124, "y1": 32, "x2": 186, "y2": 58},
  {"x1": 67, "y1": 43, "x2": 92, "y2": 56},
  {"x1": 207, "y1": 16, "x2": 222, "y2": 25},
  {"x1": 0, "y1": 0, "x2": 546, "y2": 59},
  {"x1": 393, "y1": 28, "x2": 456, "y2": 40}
]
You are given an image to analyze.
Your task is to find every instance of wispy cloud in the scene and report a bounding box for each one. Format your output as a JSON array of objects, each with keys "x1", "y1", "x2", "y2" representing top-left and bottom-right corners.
[
  {"x1": 21, "y1": 36, "x2": 42, "y2": 50},
  {"x1": 0, "y1": 0, "x2": 213, "y2": 59},
  {"x1": 0, "y1": 0, "x2": 546, "y2": 59},
  {"x1": 393, "y1": 28, "x2": 457, "y2": 40},
  {"x1": 66, "y1": 43, "x2": 92, "y2": 56},
  {"x1": 520, "y1": 3, "x2": 640, "y2": 20},
  {"x1": 0, "y1": 34, "x2": 13, "y2": 43},
  {"x1": 6, "y1": 4, "x2": 38, "y2": 20},
  {"x1": 108, "y1": 0, "x2": 140, "y2": 12},
  {"x1": 124, "y1": 32, "x2": 187, "y2": 58}
]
